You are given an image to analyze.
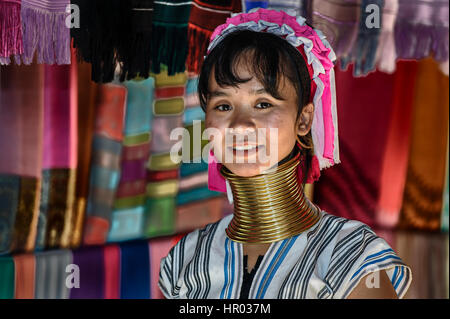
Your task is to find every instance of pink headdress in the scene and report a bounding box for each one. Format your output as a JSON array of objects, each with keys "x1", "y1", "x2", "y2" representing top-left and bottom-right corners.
[{"x1": 206, "y1": 8, "x2": 339, "y2": 193}]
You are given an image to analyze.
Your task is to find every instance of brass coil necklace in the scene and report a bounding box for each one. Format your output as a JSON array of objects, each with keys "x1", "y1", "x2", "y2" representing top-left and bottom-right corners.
[{"x1": 221, "y1": 150, "x2": 321, "y2": 244}]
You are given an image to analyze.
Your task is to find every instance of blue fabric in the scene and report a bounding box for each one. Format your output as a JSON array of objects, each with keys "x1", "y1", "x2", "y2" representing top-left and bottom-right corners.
[
  {"x1": 340, "y1": 0, "x2": 384, "y2": 76},
  {"x1": 180, "y1": 161, "x2": 208, "y2": 177},
  {"x1": 184, "y1": 106, "x2": 205, "y2": 125},
  {"x1": 245, "y1": 0, "x2": 268, "y2": 12},
  {"x1": 108, "y1": 206, "x2": 145, "y2": 242},
  {"x1": 123, "y1": 78, "x2": 155, "y2": 136},
  {"x1": 120, "y1": 240, "x2": 151, "y2": 299}
]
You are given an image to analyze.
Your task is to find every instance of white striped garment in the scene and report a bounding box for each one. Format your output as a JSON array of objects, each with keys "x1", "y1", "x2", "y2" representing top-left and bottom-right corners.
[{"x1": 159, "y1": 210, "x2": 412, "y2": 299}]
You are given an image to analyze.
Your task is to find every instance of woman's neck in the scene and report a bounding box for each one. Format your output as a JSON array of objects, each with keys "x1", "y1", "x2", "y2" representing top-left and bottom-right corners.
[{"x1": 221, "y1": 148, "x2": 321, "y2": 244}]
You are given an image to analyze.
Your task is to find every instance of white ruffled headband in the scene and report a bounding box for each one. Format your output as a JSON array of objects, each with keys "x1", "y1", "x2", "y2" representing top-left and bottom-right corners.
[{"x1": 206, "y1": 8, "x2": 340, "y2": 193}]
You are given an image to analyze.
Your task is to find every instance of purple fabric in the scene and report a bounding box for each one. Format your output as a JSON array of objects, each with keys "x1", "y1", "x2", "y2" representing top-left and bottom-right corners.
[
  {"x1": 395, "y1": 0, "x2": 449, "y2": 62},
  {"x1": 70, "y1": 246, "x2": 105, "y2": 298},
  {"x1": 19, "y1": 0, "x2": 71, "y2": 65},
  {"x1": 0, "y1": 0, "x2": 24, "y2": 62},
  {"x1": 119, "y1": 159, "x2": 147, "y2": 183}
]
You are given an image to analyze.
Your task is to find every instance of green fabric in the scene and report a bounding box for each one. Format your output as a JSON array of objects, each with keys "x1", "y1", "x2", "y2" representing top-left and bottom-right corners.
[
  {"x1": 151, "y1": 0, "x2": 192, "y2": 75},
  {"x1": 114, "y1": 195, "x2": 146, "y2": 209},
  {"x1": 144, "y1": 197, "x2": 175, "y2": 237},
  {"x1": 184, "y1": 121, "x2": 209, "y2": 161},
  {"x1": 0, "y1": 257, "x2": 14, "y2": 299}
]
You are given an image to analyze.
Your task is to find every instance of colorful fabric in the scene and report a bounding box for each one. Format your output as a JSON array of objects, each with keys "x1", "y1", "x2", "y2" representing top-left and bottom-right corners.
[
  {"x1": 314, "y1": 63, "x2": 402, "y2": 227},
  {"x1": 0, "y1": 63, "x2": 44, "y2": 255},
  {"x1": 0, "y1": 256, "x2": 15, "y2": 299},
  {"x1": 375, "y1": 61, "x2": 419, "y2": 228},
  {"x1": 375, "y1": 0, "x2": 398, "y2": 73},
  {"x1": 159, "y1": 211, "x2": 412, "y2": 298},
  {"x1": 144, "y1": 197, "x2": 176, "y2": 237},
  {"x1": 73, "y1": 60, "x2": 98, "y2": 249},
  {"x1": 36, "y1": 64, "x2": 78, "y2": 250},
  {"x1": 0, "y1": 0, "x2": 23, "y2": 65},
  {"x1": 311, "y1": 0, "x2": 360, "y2": 59},
  {"x1": 34, "y1": 249, "x2": 73, "y2": 299},
  {"x1": 175, "y1": 196, "x2": 225, "y2": 233},
  {"x1": 120, "y1": 241, "x2": 150, "y2": 299},
  {"x1": 118, "y1": 0, "x2": 154, "y2": 81},
  {"x1": 83, "y1": 85, "x2": 127, "y2": 245},
  {"x1": 13, "y1": 254, "x2": 35, "y2": 299},
  {"x1": 395, "y1": 0, "x2": 449, "y2": 63},
  {"x1": 151, "y1": 0, "x2": 191, "y2": 75},
  {"x1": 18, "y1": 0, "x2": 71, "y2": 65},
  {"x1": 340, "y1": 0, "x2": 384, "y2": 77},
  {"x1": 399, "y1": 58, "x2": 449, "y2": 231},
  {"x1": 70, "y1": 246, "x2": 105, "y2": 298},
  {"x1": 187, "y1": 0, "x2": 242, "y2": 73},
  {"x1": 103, "y1": 244, "x2": 120, "y2": 299}
]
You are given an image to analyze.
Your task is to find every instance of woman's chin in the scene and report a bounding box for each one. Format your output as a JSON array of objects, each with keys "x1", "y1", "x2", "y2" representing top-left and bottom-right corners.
[{"x1": 223, "y1": 162, "x2": 273, "y2": 177}]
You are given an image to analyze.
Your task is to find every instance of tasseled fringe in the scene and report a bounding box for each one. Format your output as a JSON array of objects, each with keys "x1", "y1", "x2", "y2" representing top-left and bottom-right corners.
[
  {"x1": 187, "y1": 23, "x2": 212, "y2": 74},
  {"x1": 17, "y1": 4, "x2": 70, "y2": 65},
  {"x1": 395, "y1": 23, "x2": 449, "y2": 62},
  {"x1": 119, "y1": 30, "x2": 153, "y2": 81},
  {"x1": 0, "y1": 1, "x2": 23, "y2": 64},
  {"x1": 151, "y1": 22, "x2": 188, "y2": 76}
]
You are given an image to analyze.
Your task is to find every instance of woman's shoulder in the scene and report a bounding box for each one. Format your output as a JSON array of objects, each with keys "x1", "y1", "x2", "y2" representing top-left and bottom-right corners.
[{"x1": 311, "y1": 210, "x2": 412, "y2": 299}]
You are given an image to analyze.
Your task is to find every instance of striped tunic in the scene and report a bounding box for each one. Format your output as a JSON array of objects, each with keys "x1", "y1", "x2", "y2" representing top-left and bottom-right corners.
[{"x1": 159, "y1": 211, "x2": 412, "y2": 299}]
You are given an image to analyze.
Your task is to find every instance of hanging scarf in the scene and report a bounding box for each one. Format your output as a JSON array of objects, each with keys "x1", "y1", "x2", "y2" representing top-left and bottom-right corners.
[
  {"x1": 340, "y1": 0, "x2": 384, "y2": 77},
  {"x1": 395, "y1": 0, "x2": 449, "y2": 63},
  {"x1": 37, "y1": 62, "x2": 78, "y2": 251},
  {"x1": 13, "y1": 253, "x2": 35, "y2": 298},
  {"x1": 151, "y1": 0, "x2": 191, "y2": 75},
  {"x1": 268, "y1": 0, "x2": 305, "y2": 17},
  {"x1": 70, "y1": 246, "x2": 105, "y2": 298},
  {"x1": 314, "y1": 63, "x2": 399, "y2": 228},
  {"x1": 0, "y1": 0, "x2": 23, "y2": 65},
  {"x1": 399, "y1": 58, "x2": 449, "y2": 231},
  {"x1": 311, "y1": 0, "x2": 360, "y2": 59},
  {"x1": 0, "y1": 63, "x2": 44, "y2": 255},
  {"x1": 375, "y1": 0, "x2": 398, "y2": 74},
  {"x1": 71, "y1": 0, "x2": 126, "y2": 83},
  {"x1": 187, "y1": 0, "x2": 242, "y2": 73},
  {"x1": 17, "y1": 0, "x2": 71, "y2": 65},
  {"x1": 73, "y1": 59, "x2": 98, "y2": 249},
  {"x1": 375, "y1": 61, "x2": 418, "y2": 228},
  {"x1": 118, "y1": 0, "x2": 154, "y2": 81}
]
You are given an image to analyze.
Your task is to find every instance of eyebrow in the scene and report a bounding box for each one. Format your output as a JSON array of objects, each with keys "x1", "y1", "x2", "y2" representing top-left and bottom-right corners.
[{"x1": 209, "y1": 88, "x2": 269, "y2": 98}]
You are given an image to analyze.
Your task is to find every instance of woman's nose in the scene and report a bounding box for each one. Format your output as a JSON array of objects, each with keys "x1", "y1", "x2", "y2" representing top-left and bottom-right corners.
[{"x1": 228, "y1": 106, "x2": 256, "y2": 132}]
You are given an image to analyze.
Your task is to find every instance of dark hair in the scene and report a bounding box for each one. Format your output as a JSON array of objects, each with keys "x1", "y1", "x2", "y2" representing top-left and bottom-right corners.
[{"x1": 197, "y1": 29, "x2": 315, "y2": 168}]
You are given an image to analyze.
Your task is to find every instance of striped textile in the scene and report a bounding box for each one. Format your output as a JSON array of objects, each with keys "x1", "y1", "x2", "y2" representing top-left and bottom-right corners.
[
  {"x1": 145, "y1": 68, "x2": 187, "y2": 238},
  {"x1": 159, "y1": 211, "x2": 412, "y2": 299},
  {"x1": 108, "y1": 78, "x2": 154, "y2": 243},
  {"x1": 83, "y1": 84, "x2": 127, "y2": 245}
]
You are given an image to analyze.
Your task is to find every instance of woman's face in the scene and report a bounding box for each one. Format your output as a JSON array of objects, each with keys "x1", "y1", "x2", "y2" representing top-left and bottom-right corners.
[{"x1": 205, "y1": 63, "x2": 313, "y2": 177}]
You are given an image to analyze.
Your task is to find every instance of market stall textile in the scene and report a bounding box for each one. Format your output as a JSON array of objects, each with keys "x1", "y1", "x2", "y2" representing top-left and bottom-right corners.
[
  {"x1": 314, "y1": 61, "x2": 418, "y2": 229},
  {"x1": 398, "y1": 58, "x2": 449, "y2": 231},
  {"x1": 0, "y1": 0, "x2": 23, "y2": 64},
  {"x1": 0, "y1": 63, "x2": 44, "y2": 255},
  {"x1": 19, "y1": 0, "x2": 71, "y2": 65},
  {"x1": 82, "y1": 84, "x2": 127, "y2": 245},
  {"x1": 186, "y1": 0, "x2": 242, "y2": 74}
]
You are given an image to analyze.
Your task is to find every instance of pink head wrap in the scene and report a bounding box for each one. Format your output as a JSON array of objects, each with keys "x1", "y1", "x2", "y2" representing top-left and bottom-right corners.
[{"x1": 205, "y1": 8, "x2": 339, "y2": 192}]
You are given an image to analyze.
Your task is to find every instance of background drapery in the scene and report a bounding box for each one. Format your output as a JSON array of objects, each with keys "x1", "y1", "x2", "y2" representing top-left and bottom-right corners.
[{"x1": 0, "y1": 0, "x2": 448, "y2": 299}]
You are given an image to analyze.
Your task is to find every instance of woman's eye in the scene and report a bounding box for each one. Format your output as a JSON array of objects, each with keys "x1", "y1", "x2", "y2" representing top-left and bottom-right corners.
[
  {"x1": 255, "y1": 102, "x2": 273, "y2": 109},
  {"x1": 215, "y1": 104, "x2": 232, "y2": 111}
]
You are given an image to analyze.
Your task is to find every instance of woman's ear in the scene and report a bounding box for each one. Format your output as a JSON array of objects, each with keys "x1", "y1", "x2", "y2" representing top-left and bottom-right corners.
[{"x1": 297, "y1": 102, "x2": 314, "y2": 136}]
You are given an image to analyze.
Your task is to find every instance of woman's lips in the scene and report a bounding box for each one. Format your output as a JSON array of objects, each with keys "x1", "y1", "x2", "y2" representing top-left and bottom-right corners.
[{"x1": 226, "y1": 144, "x2": 265, "y2": 159}]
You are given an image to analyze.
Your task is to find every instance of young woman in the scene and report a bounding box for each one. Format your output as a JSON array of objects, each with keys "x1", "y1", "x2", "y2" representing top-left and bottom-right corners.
[{"x1": 159, "y1": 8, "x2": 411, "y2": 299}]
